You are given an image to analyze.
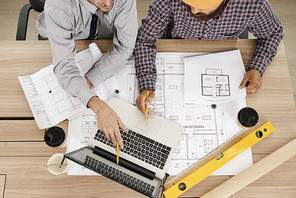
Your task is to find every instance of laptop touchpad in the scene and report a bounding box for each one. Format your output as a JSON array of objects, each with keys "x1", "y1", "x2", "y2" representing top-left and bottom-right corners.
[{"x1": 136, "y1": 116, "x2": 162, "y2": 136}]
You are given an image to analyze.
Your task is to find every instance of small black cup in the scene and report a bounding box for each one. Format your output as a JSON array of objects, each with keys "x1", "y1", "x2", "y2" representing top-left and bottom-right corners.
[
  {"x1": 237, "y1": 107, "x2": 259, "y2": 128},
  {"x1": 44, "y1": 126, "x2": 66, "y2": 147}
]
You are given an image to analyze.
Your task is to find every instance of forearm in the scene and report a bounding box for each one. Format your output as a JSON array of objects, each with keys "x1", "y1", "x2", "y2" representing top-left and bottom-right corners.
[
  {"x1": 247, "y1": 0, "x2": 284, "y2": 75},
  {"x1": 86, "y1": 0, "x2": 138, "y2": 87},
  {"x1": 45, "y1": 4, "x2": 96, "y2": 106},
  {"x1": 85, "y1": 45, "x2": 132, "y2": 87},
  {"x1": 134, "y1": 0, "x2": 171, "y2": 93},
  {"x1": 55, "y1": 60, "x2": 96, "y2": 106},
  {"x1": 134, "y1": 38, "x2": 157, "y2": 93},
  {"x1": 248, "y1": 33, "x2": 284, "y2": 75}
]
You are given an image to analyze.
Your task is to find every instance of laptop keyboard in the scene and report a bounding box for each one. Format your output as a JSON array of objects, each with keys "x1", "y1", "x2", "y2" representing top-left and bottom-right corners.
[
  {"x1": 84, "y1": 155, "x2": 155, "y2": 197},
  {"x1": 94, "y1": 129, "x2": 172, "y2": 170}
]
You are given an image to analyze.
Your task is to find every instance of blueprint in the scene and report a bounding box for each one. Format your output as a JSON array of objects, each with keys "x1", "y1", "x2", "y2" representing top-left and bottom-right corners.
[
  {"x1": 67, "y1": 52, "x2": 252, "y2": 176},
  {"x1": 19, "y1": 65, "x2": 87, "y2": 129},
  {"x1": 184, "y1": 49, "x2": 247, "y2": 104},
  {"x1": 18, "y1": 43, "x2": 119, "y2": 129}
]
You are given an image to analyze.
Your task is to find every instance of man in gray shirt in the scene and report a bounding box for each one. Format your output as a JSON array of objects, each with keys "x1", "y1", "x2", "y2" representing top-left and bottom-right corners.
[{"x1": 37, "y1": 0, "x2": 138, "y2": 149}]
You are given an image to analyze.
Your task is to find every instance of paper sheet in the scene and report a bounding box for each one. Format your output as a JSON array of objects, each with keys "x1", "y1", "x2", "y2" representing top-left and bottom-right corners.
[
  {"x1": 67, "y1": 109, "x2": 98, "y2": 175},
  {"x1": 18, "y1": 65, "x2": 87, "y2": 129},
  {"x1": 184, "y1": 49, "x2": 246, "y2": 104}
]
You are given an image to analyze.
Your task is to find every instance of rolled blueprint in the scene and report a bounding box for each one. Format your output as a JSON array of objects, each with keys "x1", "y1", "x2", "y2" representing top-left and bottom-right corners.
[
  {"x1": 89, "y1": 43, "x2": 103, "y2": 62},
  {"x1": 200, "y1": 138, "x2": 296, "y2": 198}
]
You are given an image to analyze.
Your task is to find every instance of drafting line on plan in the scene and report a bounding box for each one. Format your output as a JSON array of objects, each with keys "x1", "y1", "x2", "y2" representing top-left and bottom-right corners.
[{"x1": 202, "y1": 68, "x2": 230, "y2": 97}]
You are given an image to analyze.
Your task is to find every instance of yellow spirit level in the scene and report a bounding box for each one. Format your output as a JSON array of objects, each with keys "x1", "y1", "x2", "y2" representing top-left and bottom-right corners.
[{"x1": 163, "y1": 121, "x2": 275, "y2": 198}]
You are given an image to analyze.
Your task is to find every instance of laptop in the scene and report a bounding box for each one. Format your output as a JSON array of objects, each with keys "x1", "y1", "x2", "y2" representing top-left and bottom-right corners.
[{"x1": 65, "y1": 97, "x2": 183, "y2": 197}]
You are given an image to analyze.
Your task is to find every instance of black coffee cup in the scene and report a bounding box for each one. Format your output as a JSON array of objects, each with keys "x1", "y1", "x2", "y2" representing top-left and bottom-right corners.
[
  {"x1": 44, "y1": 126, "x2": 66, "y2": 147},
  {"x1": 237, "y1": 107, "x2": 259, "y2": 128}
]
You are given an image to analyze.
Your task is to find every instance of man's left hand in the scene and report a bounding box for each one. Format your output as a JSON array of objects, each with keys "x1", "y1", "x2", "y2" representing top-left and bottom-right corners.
[{"x1": 239, "y1": 69, "x2": 262, "y2": 93}]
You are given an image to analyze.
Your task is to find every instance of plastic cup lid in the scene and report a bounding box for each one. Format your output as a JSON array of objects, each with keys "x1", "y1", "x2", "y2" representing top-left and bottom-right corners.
[
  {"x1": 237, "y1": 107, "x2": 259, "y2": 127},
  {"x1": 44, "y1": 126, "x2": 65, "y2": 147}
]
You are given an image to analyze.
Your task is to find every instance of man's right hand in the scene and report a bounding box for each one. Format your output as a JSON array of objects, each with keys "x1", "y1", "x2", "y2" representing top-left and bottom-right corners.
[
  {"x1": 87, "y1": 96, "x2": 127, "y2": 149},
  {"x1": 239, "y1": 69, "x2": 262, "y2": 93},
  {"x1": 136, "y1": 90, "x2": 155, "y2": 115}
]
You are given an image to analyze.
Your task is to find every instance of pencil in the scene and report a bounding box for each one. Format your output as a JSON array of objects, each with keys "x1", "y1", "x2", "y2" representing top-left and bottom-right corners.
[
  {"x1": 145, "y1": 90, "x2": 149, "y2": 121},
  {"x1": 116, "y1": 142, "x2": 119, "y2": 164}
]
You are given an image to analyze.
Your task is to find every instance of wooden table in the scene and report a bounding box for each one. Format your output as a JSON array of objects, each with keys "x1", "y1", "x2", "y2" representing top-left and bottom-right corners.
[{"x1": 0, "y1": 40, "x2": 295, "y2": 197}]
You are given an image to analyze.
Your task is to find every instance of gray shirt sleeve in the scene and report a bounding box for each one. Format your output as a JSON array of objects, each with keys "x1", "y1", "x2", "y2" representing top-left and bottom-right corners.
[
  {"x1": 43, "y1": 2, "x2": 95, "y2": 106},
  {"x1": 42, "y1": 0, "x2": 138, "y2": 106},
  {"x1": 85, "y1": 0, "x2": 138, "y2": 86}
]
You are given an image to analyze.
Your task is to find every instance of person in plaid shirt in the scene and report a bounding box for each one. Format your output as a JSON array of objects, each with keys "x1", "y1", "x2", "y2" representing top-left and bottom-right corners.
[{"x1": 135, "y1": 0, "x2": 284, "y2": 115}]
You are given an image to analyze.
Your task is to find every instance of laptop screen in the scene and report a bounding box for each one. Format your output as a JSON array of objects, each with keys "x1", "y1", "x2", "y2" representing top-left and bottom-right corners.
[{"x1": 64, "y1": 146, "x2": 162, "y2": 198}]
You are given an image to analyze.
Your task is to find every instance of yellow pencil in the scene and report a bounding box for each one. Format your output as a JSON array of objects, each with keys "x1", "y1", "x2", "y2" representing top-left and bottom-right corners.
[
  {"x1": 116, "y1": 142, "x2": 119, "y2": 164},
  {"x1": 145, "y1": 90, "x2": 149, "y2": 121}
]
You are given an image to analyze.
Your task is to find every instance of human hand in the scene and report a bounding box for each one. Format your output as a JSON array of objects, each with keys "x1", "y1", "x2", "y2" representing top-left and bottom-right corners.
[
  {"x1": 136, "y1": 90, "x2": 155, "y2": 115},
  {"x1": 87, "y1": 96, "x2": 127, "y2": 149},
  {"x1": 239, "y1": 69, "x2": 262, "y2": 93},
  {"x1": 84, "y1": 76, "x2": 93, "y2": 89}
]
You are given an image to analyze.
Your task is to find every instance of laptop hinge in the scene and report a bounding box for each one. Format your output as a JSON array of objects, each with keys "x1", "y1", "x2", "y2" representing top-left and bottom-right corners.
[{"x1": 93, "y1": 146, "x2": 156, "y2": 180}]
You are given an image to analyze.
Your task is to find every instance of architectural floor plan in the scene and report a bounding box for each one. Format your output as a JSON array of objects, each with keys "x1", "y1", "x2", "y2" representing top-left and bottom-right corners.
[
  {"x1": 19, "y1": 65, "x2": 87, "y2": 129},
  {"x1": 184, "y1": 49, "x2": 246, "y2": 104},
  {"x1": 41, "y1": 72, "x2": 83, "y2": 115},
  {"x1": 64, "y1": 47, "x2": 251, "y2": 175},
  {"x1": 202, "y1": 69, "x2": 230, "y2": 97}
]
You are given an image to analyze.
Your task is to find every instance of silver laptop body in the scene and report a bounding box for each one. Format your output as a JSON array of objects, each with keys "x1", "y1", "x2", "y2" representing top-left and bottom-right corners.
[{"x1": 88, "y1": 97, "x2": 183, "y2": 179}]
